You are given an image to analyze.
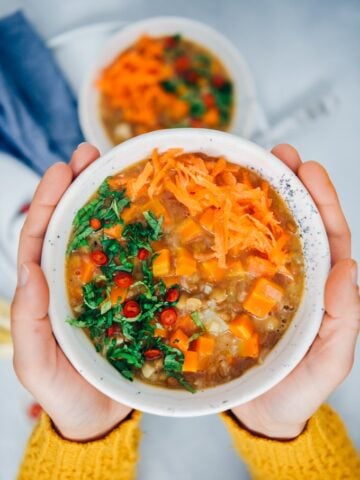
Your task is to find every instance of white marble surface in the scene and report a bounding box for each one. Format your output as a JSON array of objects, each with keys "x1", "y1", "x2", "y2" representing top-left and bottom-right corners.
[{"x1": 0, "y1": 1, "x2": 359, "y2": 479}]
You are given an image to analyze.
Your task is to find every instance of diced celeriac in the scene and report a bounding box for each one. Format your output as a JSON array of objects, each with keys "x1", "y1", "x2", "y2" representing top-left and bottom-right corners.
[
  {"x1": 141, "y1": 363, "x2": 156, "y2": 379},
  {"x1": 201, "y1": 308, "x2": 229, "y2": 335},
  {"x1": 185, "y1": 297, "x2": 202, "y2": 311},
  {"x1": 114, "y1": 122, "x2": 132, "y2": 140}
]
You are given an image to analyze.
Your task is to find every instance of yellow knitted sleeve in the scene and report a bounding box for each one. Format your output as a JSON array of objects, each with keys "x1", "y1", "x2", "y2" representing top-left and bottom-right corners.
[
  {"x1": 221, "y1": 404, "x2": 360, "y2": 479},
  {"x1": 18, "y1": 411, "x2": 142, "y2": 480}
]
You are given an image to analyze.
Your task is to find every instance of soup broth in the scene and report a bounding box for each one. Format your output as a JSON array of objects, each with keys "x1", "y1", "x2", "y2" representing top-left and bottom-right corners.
[{"x1": 66, "y1": 149, "x2": 304, "y2": 392}]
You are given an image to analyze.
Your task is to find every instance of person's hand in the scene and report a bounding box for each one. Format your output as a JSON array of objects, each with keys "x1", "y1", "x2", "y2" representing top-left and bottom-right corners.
[
  {"x1": 232, "y1": 144, "x2": 360, "y2": 439},
  {"x1": 11, "y1": 144, "x2": 132, "y2": 442}
]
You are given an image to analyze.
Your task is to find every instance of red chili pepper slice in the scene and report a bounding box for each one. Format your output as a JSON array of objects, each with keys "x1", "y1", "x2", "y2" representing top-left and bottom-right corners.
[
  {"x1": 137, "y1": 248, "x2": 150, "y2": 260},
  {"x1": 212, "y1": 75, "x2": 226, "y2": 89},
  {"x1": 166, "y1": 288, "x2": 180, "y2": 303},
  {"x1": 144, "y1": 349, "x2": 162, "y2": 360},
  {"x1": 203, "y1": 92, "x2": 215, "y2": 108},
  {"x1": 90, "y1": 218, "x2": 101, "y2": 230},
  {"x1": 114, "y1": 272, "x2": 134, "y2": 288},
  {"x1": 159, "y1": 307, "x2": 178, "y2": 327},
  {"x1": 175, "y1": 55, "x2": 190, "y2": 72},
  {"x1": 90, "y1": 250, "x2": 108, "y2": 265},
  {"x1": 123, "y1": 300, "x2": 141, "y2": 318},
  {"x1": 184, "y1": 71, "x2": 199, "y2": 84},
  {"x1": 107, "y1": 324, "x2": 121, "y2": 337},
  {"x1": 164, "y1": 36, "x2": 177, "y2": 49},
  {"x1": 107, "y1": 325, "x2": 116, "y2": 337}
]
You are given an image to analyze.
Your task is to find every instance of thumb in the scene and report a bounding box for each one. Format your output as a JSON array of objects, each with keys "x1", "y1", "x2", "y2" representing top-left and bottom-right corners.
[
  {"x1": 312, "y1": 259, "x2": 360, "y2": 389},
  {"x1": 324, "y1": 258, "x2": 359, "y2": 332},
  {"x1": 11, "y1": 262, "x2": 57, "y2": 388}
]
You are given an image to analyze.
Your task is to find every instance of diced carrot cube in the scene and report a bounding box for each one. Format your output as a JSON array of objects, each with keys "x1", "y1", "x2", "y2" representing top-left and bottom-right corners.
[
  {"x1": 243, "y1": 294, "x2": 275, "y2": 318},
  {"x1": 154, "y1": 328, "x2": 167, "y2": 338},
  {"x1": 162, "y1": 275, "x2": 181, "y2": 288},
  {"x1": 103, "y1": 223, "x2": 123, "y2": 240},
  {"x1": 192, "y1": 336, "x2": 215, "y2": 355},
  {"x1": 79, "y1": 256, "x2": 96, "y2": 284},
  {"x1": 121, "y1": 204, "x2": 139, "y2": 223},
  {"x1": 200, "y1": 258, "x2": 226, "y2": 282},
  {"x1": 153, "y1": 249, "x2": 171, "y2": 277},
  {"x1": 246, "y1": 255, "x2": 276, "y2": 277},
  {"x1": 110, "y1": 286, "x2": 128, "y2": 306},
  {"x1": 227, "y1": 260, "x2": 244, "y2": 277},
  {"x1": 243, "y1": 278, "x2": 284, "y2": 317},
  {"x1": 169, "y1": 329, "x2": 189, "y2": 353},
  {"x1": 182, "y1": 351, "x2": 199, "y2": 372},
  {"x1": 176, "y1": 217, "x2": 203, "y2": 243},
  {"x1": 175, "y1": 247, "x2": 197, "y2": 276},
  {"x1": 229, "y1": 314, "x2": 255, "y2": 340},
  {"x1": 198, "y1": 207, "x2": 216, "y2": 232},
  {"x1": 261, "y1": 279, "x2": 284, "y2": 302},
  {"x1": 203, "y1": 108, "x2": 219, "y2": 127},
  {"x1": 240, "y1": 332, "x2": 260, "y2": 358},
  {"x1": 177, "y1": 315, "x2": 197, "y2": 335}
]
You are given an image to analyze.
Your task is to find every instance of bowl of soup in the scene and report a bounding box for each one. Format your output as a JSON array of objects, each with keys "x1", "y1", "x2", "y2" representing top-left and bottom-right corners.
[
  {"x1": 79, "y1": 17, "x2": 257, "y2": 153},
  {"x1": 42, "y1": 129, "x2": 330, "y2": 416}
]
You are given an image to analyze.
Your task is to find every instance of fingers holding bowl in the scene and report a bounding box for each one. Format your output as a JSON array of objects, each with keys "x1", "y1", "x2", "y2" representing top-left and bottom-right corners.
[
  {"x1": 306, "y1": 259, "x2": 360, "y2": 395},
  {"x1": 69, "y1": 143, "x2": 101, "y2": 176},
  {"x1": 11, "y1": 262, "x2": 56, "y2": 389},
  {"x1": 324, "y1": 259, "x2": 359, "y2": 332},
  {"x1": 272, "y1": 145, "x2": 350, "y2": 264},
  {"x1": 271, "y1": 144, "x2": 302, "y2": 173},
  {"x1": 18, "y1": 144, "x2": 101, "y2": 268},
  {"x1": 18, "y1": 162, "x2": 73, "y2": 267},
  {"x1": 298, "y1": 161, "x2": 351, "y2": 263}
]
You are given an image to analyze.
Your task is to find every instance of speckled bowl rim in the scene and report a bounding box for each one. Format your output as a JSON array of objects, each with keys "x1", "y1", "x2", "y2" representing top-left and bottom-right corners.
[
  {"x1": 78, "y1": 16, "x2": 258, "y2": 153},
  {"x1": 42, "y1": 129, "x2": 330, "y2": 417}
]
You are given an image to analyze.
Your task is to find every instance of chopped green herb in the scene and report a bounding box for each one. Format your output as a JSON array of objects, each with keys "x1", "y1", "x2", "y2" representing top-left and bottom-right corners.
[
  {"x1": 66, "y1": 176, "x2": 193, "y2": 390},
  {"x1": 100, "y1": 299, "x2": 112, "y2": 315},
  {"x1": 67, "y1": 178, "x2": 129, "y2": 254},
  {"x1": 191, "y1": 311, "x2": 205, "y2": 331},
  {"x1": 143, "y1": 211, "x2": 163, "y2": 239},
  {"x1": 161, "y1": 79, "x2": 179, "y2": 93},
  {"x1": 122, "y1": 210, "x2": 163, "y2": 256},
  {"x1": 83, "y1": 282, "x2": 105, "y2": 310}
]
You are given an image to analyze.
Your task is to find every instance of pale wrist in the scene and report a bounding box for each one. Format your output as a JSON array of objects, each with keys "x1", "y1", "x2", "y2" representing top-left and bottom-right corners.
[
  {"x1": 53, "y1": 407, "x2": 133, "y2": 442},
  {"x1": 230, "y1": 408, "x2": 306, "y2": 440}
]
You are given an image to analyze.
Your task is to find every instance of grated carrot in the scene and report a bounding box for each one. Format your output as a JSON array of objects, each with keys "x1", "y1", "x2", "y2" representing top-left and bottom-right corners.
[
  {"x1": 129, "y1": 149, "x2": 292, "y2": 268},
  {"x1": 127, "y1": 161, "x2": 153, "y2": 200},
  {"x1": 97, "y1": 36, "x2": 189, "y2": 130}
]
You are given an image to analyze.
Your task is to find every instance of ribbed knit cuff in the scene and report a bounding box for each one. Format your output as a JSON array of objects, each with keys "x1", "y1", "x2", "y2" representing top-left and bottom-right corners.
[
  {"x1": 18, "y1": 411, "x2": 142, "y2": 480},
  {"x1": 221, "y1": 404, "x2": 360, "y2": 480}
]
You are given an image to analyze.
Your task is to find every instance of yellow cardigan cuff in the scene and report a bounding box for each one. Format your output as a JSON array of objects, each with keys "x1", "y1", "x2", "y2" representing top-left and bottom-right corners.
[
  {"x1": 220, "y1": 404, "x2": 360, "y2": 480},
  {"x1": 18, "y1": 411, "x2": 142, "y2": 480}
]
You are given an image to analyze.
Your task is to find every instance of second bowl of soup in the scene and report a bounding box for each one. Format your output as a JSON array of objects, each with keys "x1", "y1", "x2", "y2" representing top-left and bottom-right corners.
[{"x1": 79, "y1": 16, "x2": 257, "y2": 152}]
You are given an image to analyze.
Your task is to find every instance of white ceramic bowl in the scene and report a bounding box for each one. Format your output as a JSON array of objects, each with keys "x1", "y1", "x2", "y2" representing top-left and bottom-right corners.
[
  {"x1": 79, "y1": 16, "x2": 258, "y2": 153},
  {"x1": 42, "y1": 129, "x2": 330, "y2": 417}
]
